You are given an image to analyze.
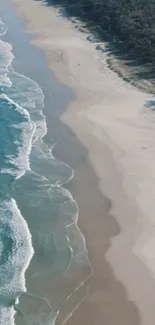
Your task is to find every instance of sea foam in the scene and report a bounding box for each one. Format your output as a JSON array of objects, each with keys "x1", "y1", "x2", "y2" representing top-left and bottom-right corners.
[
  {"x1": 0, "y1": 198, "x2": 34, "y2": 325},
  {"x1": 0, "y1": 17, "x2": 34, "y2": 325},
  {"x1": 0, "y1": 40, "x2": 13, "y2": 87}
]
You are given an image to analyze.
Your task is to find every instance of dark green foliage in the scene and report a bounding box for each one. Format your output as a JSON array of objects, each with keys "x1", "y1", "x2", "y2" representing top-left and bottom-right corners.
[{"x1": 48, "y1": 0, "x2": 155, "y2": 62}]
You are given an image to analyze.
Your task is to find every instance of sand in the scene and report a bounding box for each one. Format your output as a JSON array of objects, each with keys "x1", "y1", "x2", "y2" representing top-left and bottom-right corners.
[{"x1": 9, "y1": 0, "x2": 155, "y2": 324}]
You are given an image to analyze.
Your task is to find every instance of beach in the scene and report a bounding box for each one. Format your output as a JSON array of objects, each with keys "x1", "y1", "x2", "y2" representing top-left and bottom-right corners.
[{"x1": 7, "y1": 0, "x2": 155, "y2": 324}]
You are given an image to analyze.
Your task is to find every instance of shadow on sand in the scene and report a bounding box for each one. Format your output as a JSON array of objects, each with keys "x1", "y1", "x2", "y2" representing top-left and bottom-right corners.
[
  {"x1": 15, "y1": 0, "x2": 142, "y2": 324},
  {"x1": 35, "y1": 0, "x2": 155, "y2": 95}
]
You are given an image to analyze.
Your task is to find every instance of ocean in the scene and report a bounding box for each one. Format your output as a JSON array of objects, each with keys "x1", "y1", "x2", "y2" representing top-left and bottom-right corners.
[{"x1": 0, "y1": 1, "x2": 91, "y2": 325}]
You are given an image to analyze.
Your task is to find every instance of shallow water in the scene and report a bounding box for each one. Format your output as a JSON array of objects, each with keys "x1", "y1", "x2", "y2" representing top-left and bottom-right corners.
[{"x1": 0, "y1": 1, "x2": 91, "y2": 324}]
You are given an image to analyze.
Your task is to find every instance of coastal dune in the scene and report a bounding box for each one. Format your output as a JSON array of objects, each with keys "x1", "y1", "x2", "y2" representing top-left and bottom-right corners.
[{"x1": 10, "y1": 0, "x2": 155, "y2": 324}]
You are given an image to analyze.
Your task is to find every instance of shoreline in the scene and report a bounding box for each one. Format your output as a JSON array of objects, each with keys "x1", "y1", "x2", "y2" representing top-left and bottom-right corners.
[{"x1": 9, "y1": 0, "x2": 155, "y2": 324}]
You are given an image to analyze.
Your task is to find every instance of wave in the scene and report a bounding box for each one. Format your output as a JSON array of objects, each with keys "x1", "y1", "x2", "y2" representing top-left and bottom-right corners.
[
  {"x1": 0, "y1": 40, "x2": 13, "y2": 87},
  {"x1": 8, "y1": 69, "x2": 47, "y2": 141},
  {"x1": 0, "y1": 17, "x2": 35, "y2": 325},
  {"x1": 0, "y1": 198, "x2": 33, "y2": 325},
  {"x1": 0, "y1": 18, "x2": 8, "y2": 36},
  {"x1": 0, "y1": 12, "x2": 91, "y2": 325},
  {"x1": 0, "y1": 93, "x2": 35, "y2": 179}
]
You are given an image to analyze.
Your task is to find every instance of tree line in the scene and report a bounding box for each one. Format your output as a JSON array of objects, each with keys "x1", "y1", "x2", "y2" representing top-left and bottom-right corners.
[{"x1": 50, "y1": 0, "x2": 155, "y2": 63}]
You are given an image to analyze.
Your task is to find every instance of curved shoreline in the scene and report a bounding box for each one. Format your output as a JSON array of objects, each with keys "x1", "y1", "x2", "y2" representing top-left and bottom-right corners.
[
  {"x1": 8, "y1": 0, "x2": 155, "y2": 324},
  {"x1": 0, "y1": 3, "x2": 93, "y2": 325},
  {"x1": 1, "y1": 1, "x2": 93, "y2": 324}
]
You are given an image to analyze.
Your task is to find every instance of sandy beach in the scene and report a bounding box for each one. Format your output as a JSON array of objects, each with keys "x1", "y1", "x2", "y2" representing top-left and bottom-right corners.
[{"x1": 9, "y1": 0, "x2": 155, "y2": 324}]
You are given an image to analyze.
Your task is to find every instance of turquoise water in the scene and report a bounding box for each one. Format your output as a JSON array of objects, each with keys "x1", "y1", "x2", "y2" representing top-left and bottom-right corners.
[
  {"x1": 0, "y1": 19, "x2": 35, "y2": 323},
  {"x1": 0, "y1": 2, "x2": 91, "y2": 325}
]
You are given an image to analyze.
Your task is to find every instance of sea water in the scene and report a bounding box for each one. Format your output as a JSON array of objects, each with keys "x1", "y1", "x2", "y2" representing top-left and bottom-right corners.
[
  {"x1": 0, "y1": 4, "x2": 91, "y2": 325},
  {"x1": 0, "y1": 18, "x2": 35, "y2": 323}
]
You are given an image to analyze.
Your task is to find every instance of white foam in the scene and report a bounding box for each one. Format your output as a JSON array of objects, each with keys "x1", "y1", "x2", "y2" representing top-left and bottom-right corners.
[
  {"x1": 0, "y1": 93, "x2": 36, "y2": 178},
  {"x1": 8, "y1": 69, "x2": 47, "y2": 140},
  {"x1": 0, "y1": 198, "x2": 34, "y2": 325},
  {"x1": 0, "y1": 307, "x2": 15, "y2": 325},
  {"x1": 0, "y1": 93, "x2": 32, "y2": 119},
  {"x1": 0, "y1": 12, "x2": 91, "y2": 325},
  {"x1": 0, "y1": 40, "x2": 13, "y2": 87},
  {"x1": 0, "y1": 19, "x2": 8, "y2": 36}
]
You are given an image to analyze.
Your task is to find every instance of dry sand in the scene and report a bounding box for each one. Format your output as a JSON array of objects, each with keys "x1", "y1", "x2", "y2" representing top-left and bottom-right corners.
[{"x1": 10, "y1": 0, "x2": 155, "y2": 324}]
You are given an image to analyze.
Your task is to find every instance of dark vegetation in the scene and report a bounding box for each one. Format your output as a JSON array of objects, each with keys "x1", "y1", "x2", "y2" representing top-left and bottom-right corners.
[{"x1": 44, "y1": 0, "x2": 155, "y2": 64}]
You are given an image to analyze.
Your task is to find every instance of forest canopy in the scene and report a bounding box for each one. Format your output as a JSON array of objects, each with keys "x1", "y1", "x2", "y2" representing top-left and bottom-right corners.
[{"x1": 50, "y1": 0, "x2": 155, "y2": 62}]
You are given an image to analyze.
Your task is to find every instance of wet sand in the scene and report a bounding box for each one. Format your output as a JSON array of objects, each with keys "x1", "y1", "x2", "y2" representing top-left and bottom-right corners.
[{"x1": 10, "y1": 0, "x2": 155, "y2": 324}]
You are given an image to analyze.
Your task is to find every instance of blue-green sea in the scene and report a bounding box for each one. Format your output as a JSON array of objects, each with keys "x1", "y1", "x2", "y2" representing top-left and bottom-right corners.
[{"x1": 0, "y1": 2, "x2": 91, "y2": 325}]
